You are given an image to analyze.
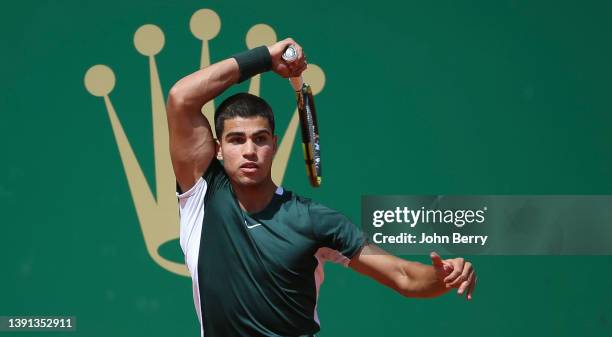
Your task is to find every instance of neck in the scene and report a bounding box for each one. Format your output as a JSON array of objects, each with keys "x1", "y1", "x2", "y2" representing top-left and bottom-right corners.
[{"x1": 231, "y1": 177, "x2": 278, "y2": 214}]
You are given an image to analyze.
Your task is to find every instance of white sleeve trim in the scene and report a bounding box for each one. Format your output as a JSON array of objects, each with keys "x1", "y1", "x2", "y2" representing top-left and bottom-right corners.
[
  {"x1": 176, "y1": 176, "x2": 206, "y2": 267},
  {"x1": 316, "y1": 247, "x2": 351, "y2": 267},
  {"x1": 176, "y1": 176, "x2": 207, "y2": 337},
  {"x1": 176, "y1": 177, "x2": 204, "y2": 199}
]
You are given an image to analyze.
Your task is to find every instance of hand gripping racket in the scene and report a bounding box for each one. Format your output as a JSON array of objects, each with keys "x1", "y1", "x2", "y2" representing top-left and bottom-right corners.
[{"x1": 282, "y1": 45, "x2": 322, "y2": 187}]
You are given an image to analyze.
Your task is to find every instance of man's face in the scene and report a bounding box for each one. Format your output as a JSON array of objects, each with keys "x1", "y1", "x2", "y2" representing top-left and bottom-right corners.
[{"x1": 218, "y1": 116, "x2": 277, "y2": 187}]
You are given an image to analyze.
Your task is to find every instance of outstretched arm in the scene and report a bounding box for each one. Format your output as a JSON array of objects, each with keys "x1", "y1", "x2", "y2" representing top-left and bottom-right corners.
[{"x1": 349, "y1": 244, "x2": 477, "y2": 300}]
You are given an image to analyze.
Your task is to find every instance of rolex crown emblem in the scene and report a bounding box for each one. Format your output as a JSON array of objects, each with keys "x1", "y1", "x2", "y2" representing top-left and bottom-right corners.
[{"x1": 84, "y1": 9, "x2": 326, "y2": 276}]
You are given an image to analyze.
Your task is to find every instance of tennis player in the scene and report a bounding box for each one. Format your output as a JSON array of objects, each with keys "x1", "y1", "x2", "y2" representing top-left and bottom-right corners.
[{"x1": 167, "y1": 38, "x2": 477, "y2": 337}]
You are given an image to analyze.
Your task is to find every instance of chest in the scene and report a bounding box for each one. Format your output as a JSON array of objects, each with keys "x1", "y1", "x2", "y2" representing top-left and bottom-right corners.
[{"x1": 200, "y1": 195, "x2": 319, "y2": 276}]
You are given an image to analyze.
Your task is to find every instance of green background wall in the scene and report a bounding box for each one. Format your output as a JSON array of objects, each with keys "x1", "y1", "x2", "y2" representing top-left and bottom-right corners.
[{"x1": 2, "y1": 0, "x2": 610, "y2": 336}]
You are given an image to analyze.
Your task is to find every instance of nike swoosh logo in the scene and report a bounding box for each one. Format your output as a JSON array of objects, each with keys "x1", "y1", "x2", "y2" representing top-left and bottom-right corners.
[{"x1": 244, "y1": 220, "x2": 262, "y2": 229}]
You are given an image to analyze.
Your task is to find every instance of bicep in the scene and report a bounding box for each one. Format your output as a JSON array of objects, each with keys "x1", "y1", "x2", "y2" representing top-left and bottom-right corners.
[
  {"x1": 166, "y1": 59, "x2": 240, "y2": 192},
  {"x1": 166, "y1": 94, "x2": 216, "y2": 193}
]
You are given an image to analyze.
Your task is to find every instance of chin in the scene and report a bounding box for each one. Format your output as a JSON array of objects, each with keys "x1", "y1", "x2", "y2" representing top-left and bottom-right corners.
[{"x1": 236, "y1": 175, "x2": 265, "y2": 186}]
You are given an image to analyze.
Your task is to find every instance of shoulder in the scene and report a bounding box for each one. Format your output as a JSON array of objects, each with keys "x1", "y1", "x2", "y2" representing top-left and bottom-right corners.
[
  {"x1": 279, "y1": 189, "x2": 318, "y2": 213},
  {"x1": 269, "y1": 189, "x2": 324, "y2": 227},
  {"x1": 279, "y1": 190, "x2": 346, "y2": 217}
]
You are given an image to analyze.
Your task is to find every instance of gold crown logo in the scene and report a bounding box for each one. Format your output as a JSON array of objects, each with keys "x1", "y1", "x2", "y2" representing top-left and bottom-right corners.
[{"x1": 83, "y1": 9, "x2": 326, "y2": 277}]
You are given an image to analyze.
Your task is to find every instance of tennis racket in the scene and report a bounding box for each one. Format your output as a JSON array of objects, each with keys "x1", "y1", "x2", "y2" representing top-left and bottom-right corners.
[{"x1": 282, "y1": 45, "x2": 322, "y2": 187}]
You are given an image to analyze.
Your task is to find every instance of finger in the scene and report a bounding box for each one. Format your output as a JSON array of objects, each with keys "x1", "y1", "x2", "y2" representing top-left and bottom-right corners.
[
  {"x1": 467, "y1": 276, "x2": 477, "y2": 300},
  {"x1": 289, "y1": 58, "x2": 306, "y2": 70},
  {"x1": 443, "y1": 258, "x2": 464, "y2": 283},
  {"x1": 430, "y1": 251, "x2": 444, "y2": 268},
  {"x1": 457, "y1": 269, "x2": 474, "y2": 295},
  {"x1": 294, "y1": 43, "x2": 304, "y2": 62},
  {"x1": 293, "y1": 63, "x2": 307, "y2": 76},
  {"x1": 449, "y1": 261, "x2": 472, "y2": 288},
  {"x1": 282, "y1": 37, "x2": 295, "y2": 48},
  {"x1": 443, "y1": 266, "x2": 461, "y2": 284}
]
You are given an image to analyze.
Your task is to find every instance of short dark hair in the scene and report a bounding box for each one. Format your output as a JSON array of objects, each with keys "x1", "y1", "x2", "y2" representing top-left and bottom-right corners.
[{"x1": 214, "y1": 93, "x2": 275, "y2": 139}]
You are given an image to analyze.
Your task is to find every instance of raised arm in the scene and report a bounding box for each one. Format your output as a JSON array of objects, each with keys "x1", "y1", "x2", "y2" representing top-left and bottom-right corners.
[
  {"x1": 349, "y1": 244, "x2": 477, "y2": 300},
  {"x1": 166, "y1": 38, "x2": 307, "y2": 192},
  {"x1": 166, "y1": 58, "x2": 239, "y2": 193}
]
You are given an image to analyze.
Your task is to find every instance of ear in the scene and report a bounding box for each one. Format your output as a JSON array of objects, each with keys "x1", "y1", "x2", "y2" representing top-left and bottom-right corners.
[
  {"x1": 272, "y1": 135, "x2": 278, "y2": 154},
  {"x1": 215, "y1": 140, "x2": 223, "y2": 160}
]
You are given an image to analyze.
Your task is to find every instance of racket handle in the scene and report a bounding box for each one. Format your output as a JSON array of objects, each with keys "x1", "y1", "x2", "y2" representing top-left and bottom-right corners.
[
  {"x1": 282, "y1": 45, "x2": 304, "y2": 91},
  {"x1": 282, "y1": 45, "x2": 322, "y2": 187},
  {"x1": 288, "y1": 77, "x2": 303, "y2": 92}
]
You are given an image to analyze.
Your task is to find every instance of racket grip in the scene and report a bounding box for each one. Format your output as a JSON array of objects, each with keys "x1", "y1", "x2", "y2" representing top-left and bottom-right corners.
[
  {"x1": 282, "y1": 45, "x2": 304, "y2": 91},
  {"x1": 288, "y1": 77, "x2": 303, "y2": 92}
]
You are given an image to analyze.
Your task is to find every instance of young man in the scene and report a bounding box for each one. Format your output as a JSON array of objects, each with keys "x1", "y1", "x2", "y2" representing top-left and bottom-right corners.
[{"x1": 167, "y1": 38, "x2": 477, "y2": 337}]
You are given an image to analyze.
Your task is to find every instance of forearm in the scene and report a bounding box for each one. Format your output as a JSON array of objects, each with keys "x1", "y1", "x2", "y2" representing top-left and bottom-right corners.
[
  {"x1": 350, "y1": 245, "x2": 450, "y2": 299},
  {"x1": 397, "y1": 261, "x2": 450, "y2": 298},
  {"x1": 168, "y1": 58, "x2": 240, "y2": 113},
  {"x1": 351, "y1": 245, "x2": 477, "y2": 301}
]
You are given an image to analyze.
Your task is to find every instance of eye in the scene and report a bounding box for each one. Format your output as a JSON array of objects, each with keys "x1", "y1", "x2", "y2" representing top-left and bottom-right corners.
[
  {"x1": 254, "y1": 135, "x2": 267, "y2": 143},
  {"x1": 228, "y1": 136, "x2": 245, "y2": 144}
]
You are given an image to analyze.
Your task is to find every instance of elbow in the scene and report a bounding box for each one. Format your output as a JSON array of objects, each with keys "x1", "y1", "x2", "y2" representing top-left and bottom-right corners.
[
  {"x1": 167, "y1": 77, "x2": 203, "y2": 113},
  {"x1": 167, "y1": 85, "x2": 189, "y2": 112}
]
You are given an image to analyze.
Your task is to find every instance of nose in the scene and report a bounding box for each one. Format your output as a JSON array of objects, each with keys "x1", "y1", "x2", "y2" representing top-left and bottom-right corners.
[{"x1": 243, "y1": 139, "x2": 257, "y2": 158}]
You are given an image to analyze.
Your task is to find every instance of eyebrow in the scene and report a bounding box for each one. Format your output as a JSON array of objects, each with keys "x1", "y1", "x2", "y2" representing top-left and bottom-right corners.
[{"x1": 224, "y1": 129, "x2": 271, "y2": 139}]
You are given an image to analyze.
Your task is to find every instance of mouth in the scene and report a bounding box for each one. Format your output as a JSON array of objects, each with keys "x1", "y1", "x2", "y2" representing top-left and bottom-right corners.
[{"x1": 239, "y1": 162, "x2": 259, "y2": 173}]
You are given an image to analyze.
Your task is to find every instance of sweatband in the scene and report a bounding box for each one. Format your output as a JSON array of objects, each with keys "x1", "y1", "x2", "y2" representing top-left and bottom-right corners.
[{"x1": 232, "y1": 46, "x2": 273, "y2": 83}]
